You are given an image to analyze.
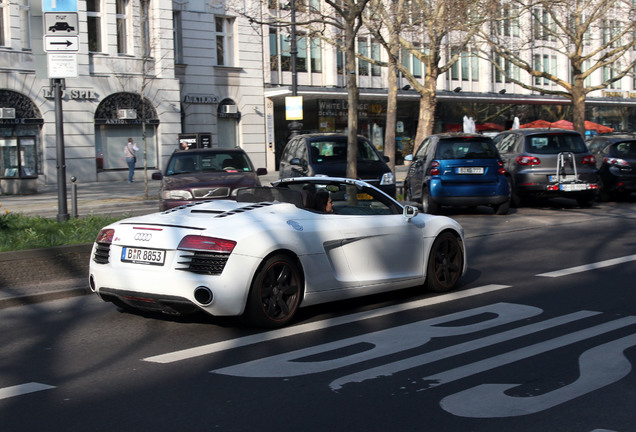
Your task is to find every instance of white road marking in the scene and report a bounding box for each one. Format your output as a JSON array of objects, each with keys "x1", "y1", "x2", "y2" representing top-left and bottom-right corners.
[
  {"x1": 143, "y1": 284, "x2": 510, "y2": 364},
  {"x1": 537, "y1": 254, "x2": 636, "y2": 278},
  {"x1": 214, "y1": 303, "x2": 548, "y2": 379},
  {"x1": 441, "y1": 333, "x2": 636, "y2": 418},
  {"x1": 423, "y1": 316, "x2": 636, "y2": 388},
  {"x1": 326, "y1": 310, "x2": 597, "y2": 390},
  {"x1": 0, "y1": 382, "x2": 55, "y2": 400}
]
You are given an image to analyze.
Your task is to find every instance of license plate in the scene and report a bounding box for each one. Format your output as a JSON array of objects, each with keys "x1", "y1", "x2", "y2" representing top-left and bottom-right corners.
[
  {"x1": 457, "y1": 167, "x2": 484, "y2": 174},
  {"x1": 559, "y1": 183, "x2": 588, "y2": 191},
  {"x1": 121, "y1": 247, "x2": 166, "y2": 266}
]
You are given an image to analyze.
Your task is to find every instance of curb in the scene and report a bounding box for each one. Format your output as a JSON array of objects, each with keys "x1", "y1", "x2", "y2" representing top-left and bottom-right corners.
[
  {"x1": 0, "y1": 244, "x2": 93, "y2": 309},
  {"x1": 0, "y1": 286, "x2": 91, "y2": 309}
]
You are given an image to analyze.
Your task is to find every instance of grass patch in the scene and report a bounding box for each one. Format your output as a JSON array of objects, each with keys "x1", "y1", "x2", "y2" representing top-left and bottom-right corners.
[{"x1": 0, "y1": 213, "x2": 122, "y2": 252}]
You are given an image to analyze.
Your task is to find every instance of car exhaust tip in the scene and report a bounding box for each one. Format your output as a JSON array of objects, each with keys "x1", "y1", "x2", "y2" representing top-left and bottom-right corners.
[{"x1": 194, "y1": 286, "x2": 214, "y2": 305}]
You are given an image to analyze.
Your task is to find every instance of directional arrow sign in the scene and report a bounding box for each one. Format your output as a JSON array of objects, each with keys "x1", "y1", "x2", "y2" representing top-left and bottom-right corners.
[{"x1": 44, "y1": 35, "x2": 79, "y2": 52}]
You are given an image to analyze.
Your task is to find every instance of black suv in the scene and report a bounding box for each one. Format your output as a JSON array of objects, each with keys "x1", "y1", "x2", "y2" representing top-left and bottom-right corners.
[
  {"x1": 494, "y1": 129, "x2": 598, "y2": 207},
  {"x1": 586, "y1": 134, "x2": 636, "y2": 201},
  {"x1": 278, "y1": 134, "x2": 396, "y2": 197}
]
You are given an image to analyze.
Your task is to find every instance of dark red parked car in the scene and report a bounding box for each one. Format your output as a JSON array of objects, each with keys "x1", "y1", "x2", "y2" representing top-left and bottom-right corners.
[{"x1": 152, "y1": 148, "x2": 267, "y2": 211}]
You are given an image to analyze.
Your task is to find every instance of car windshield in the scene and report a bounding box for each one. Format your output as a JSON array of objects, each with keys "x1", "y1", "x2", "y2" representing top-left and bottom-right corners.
[
  {"x1": 435, "y1": 139, "x2": 499, "y2": 160},
  {"x1": 166, "y1": 151, "x2": 253, "y2": 175},
  {"x1": 309, "y1": 139, "x2": 381, "y2": 163},
  {"x1": 275, "y1": 181, "x2": 401, "y2": 215},
  {"x1": 526, "y1": 134, "x2": 588, "y2": 154}
]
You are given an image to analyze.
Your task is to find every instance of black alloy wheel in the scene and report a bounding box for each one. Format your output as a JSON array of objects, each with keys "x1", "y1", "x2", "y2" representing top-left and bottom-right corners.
[
  {"x1": 426, "y1": 232, "x2": 463, "y2": 293},
  {"x1": 246, "y1": 254, "x2": 302, "y2": 328}
]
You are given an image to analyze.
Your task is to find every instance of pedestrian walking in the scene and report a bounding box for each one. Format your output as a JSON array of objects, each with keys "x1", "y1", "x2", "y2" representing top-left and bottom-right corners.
[{"x1": 124, "y1": 138, "x2": 139, "y2": 183}]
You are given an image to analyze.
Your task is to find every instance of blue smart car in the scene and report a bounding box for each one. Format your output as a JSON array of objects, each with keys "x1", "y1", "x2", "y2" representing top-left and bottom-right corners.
[{"x1": 404, "y1": 133, "x2": 510, "y2": 214}]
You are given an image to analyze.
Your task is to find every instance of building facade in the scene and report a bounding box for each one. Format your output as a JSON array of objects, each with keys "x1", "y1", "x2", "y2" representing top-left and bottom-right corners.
[{"x1": 2, "y1": 0, "x2": 636, "y2": 193}]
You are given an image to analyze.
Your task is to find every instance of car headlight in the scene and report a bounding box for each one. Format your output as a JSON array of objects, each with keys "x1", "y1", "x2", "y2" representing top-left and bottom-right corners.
[
  {"x1": 161, "y1": 190, "x2": 193, "y2": 200},
  {"x1": 380, "y1": 172, "x2": 395, "y2": 185}
]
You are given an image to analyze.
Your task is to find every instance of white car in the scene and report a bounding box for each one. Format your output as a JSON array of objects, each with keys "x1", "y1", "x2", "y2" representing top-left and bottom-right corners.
[{"x1": 89, "y1": 177, "x2": 467, "y2": 328}]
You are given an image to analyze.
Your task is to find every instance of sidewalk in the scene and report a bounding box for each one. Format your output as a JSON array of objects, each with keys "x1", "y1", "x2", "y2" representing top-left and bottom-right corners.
[
  {"x1": 0, "y1": 177, "x2": 162, "y2": 218},
  {"x1": 0, "y1": 166, "x2": 409, "y2": 309},
  {"x1": 0, "y1": 165, "x2": 409, "y2": 218}
]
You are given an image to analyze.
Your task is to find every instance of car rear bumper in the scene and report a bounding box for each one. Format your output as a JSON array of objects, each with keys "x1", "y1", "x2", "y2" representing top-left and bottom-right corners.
[
  {"x1": 432, "y1": 195, "x2": 510, "y2": 206},
  {"x1": 429, "y1": 178, "x2": 509, "y2": 206}
]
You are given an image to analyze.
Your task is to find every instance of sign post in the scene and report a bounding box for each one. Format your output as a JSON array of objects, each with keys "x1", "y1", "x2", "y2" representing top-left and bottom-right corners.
[{"x1": 43, "y1": 0, "x2": 79, "y2": 222}]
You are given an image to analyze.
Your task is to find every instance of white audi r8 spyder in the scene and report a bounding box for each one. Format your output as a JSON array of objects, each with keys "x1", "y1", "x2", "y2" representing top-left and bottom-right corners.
[{"x1": 89, "y1": 177, "x2": 466, "y2": 328}]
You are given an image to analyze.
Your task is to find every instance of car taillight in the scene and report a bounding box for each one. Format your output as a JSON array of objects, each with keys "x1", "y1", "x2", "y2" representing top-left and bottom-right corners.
[
  {"x1": 582, "y1": 155, "x2": 596, "y2": 165},
  {"x1": 498, "y1": 160, "x2": 506, "y2": 175},
  {"x1": 516, "y1": 156, "x2": 541, "y2": 166},
  {"x1": 430, "y1": 160, "x2": 440, "y2": 176},
  {"x1": 604, "y1": 157, "x2": 630, "y2": 167},
  {"x1": 95, "y1": 228, "x2": 115, "y2": 244},
  {"x1": 178, "y1": 235, "x2": 237, "y2": 253}
]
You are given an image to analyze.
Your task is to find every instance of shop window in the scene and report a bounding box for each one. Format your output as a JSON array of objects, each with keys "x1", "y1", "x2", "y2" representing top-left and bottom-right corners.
[
  {"x1": 94, "y1": 92, "x2": 159, "y2": 171},
  {"x1": 0, "y1": 137, "x2": 37, "y2": 178}
]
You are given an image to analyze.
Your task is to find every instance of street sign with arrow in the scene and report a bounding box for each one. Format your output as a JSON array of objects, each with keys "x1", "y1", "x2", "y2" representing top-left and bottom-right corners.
[{"x1": 44, "y1": 35, "x2": 79, "y2": 51}]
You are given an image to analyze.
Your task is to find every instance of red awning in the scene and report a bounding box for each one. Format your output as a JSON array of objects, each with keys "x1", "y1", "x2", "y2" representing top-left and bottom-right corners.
[
  {"x1": 520, "y1": 119, "x2": 552, "y2": 128},
  {"x1": 584, "y1": 121, "x2": 613, "y2": 133}
]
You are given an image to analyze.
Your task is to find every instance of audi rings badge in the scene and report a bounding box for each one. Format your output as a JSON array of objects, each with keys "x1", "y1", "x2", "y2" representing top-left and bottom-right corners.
[{"x1": 134, "y1": 233, "x2": 153, "y2": 241}]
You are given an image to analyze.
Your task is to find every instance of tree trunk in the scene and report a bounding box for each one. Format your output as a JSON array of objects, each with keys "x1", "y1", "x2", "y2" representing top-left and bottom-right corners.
[
  {"x1": 345, "y1": 21, "x2": 359, "y2": 180},
  {"x1": 571, "y1": 79, "x2": 586, "y2": 136},
  {"x1": 413, "y1": 87, "x2": 437, "y2": 154},
  {"x1": 384, "y1": 54, "x2": 398, "y2": 171}
]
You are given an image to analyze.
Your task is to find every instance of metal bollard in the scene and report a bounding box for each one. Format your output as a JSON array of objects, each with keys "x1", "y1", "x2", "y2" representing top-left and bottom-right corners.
[{"x1": 70, "y1": 176, "x2": 78, "y2": 218}]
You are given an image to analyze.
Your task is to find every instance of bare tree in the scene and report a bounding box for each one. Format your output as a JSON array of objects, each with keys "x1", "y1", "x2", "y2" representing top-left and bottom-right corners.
[
  {"x1": 236, "y1": 0, "x2": 370, "y2": 179},
  {"x1": 482, "y1": 0, "x2": 636, "y2": 134},
  {"x1": 363, "y1": 0, "x2": 493, "y2": 151}
]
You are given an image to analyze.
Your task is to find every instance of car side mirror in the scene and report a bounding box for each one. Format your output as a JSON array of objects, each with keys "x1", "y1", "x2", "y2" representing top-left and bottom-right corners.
[
  {"x1": 256, "y1": 168, "x2": 268, "y2": 176},
  {"x1": 403, "y1": 204, "x2": 418, "y2": 221},
  {"x1": 404, "y1": 154, "x2": 413, "y2": 162},
  {"x1": 151, "y1": 171, "x2": 163, "y2": 180}
]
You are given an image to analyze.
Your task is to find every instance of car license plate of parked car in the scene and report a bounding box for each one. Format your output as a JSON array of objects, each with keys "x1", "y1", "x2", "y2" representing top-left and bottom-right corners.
[
  {"x1": 456, "y1": 167, "x2": 484, "y2": 174},
  {"x1": 559, "y1": 183, "x2": 588, "y2": 191},
  {"x1": 121, "y1": 247, "x2": 166, "y2": 266}
]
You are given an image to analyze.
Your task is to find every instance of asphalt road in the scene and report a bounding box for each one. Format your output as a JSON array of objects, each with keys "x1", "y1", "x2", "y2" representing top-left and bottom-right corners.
[{"x1": 1, "y1": 199, "x2": 636, "y2": 432}]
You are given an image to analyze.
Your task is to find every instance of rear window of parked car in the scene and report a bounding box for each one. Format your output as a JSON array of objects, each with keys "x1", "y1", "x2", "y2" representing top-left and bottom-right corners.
[
  {"x1": 309, "y1": 139, "x2": 381, "y2": 163},
  {"x1": 434, "y1": 140, "x2": 499, "y2": 160},
  {"x1": 614, "y1": 141, "x2": 636, "y2": 156},
  {"x1": 527, "y1": 134, "x2": 587, "y2": 154}
]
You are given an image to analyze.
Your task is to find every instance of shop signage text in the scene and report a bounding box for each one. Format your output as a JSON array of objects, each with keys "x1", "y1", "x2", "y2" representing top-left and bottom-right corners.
[
  {"x1": 602, "y1": 90, "x2": 636, "y2": 99},
  {"x1": 43, "y1": 88, "x2": 97, "y2": 100},
  {"x1": 183, "y1": 94, "x2": 219, "y2": 104},
  {"x1": 318, "y1": 100, "x2": 384, "y2": 118}
]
